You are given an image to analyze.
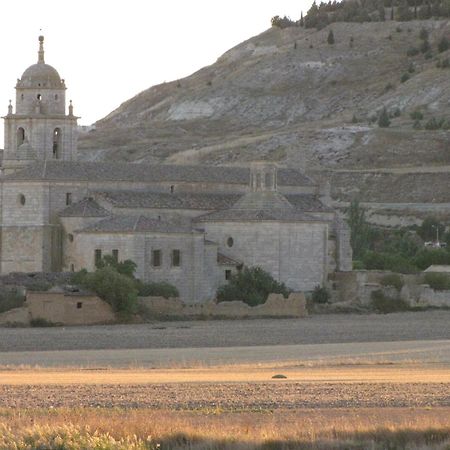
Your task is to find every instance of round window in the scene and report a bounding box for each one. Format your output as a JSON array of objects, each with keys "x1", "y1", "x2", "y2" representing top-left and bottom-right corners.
[
  {"x1": 18, "y1": 194, "x2": 26, "y2": 206},
  {"x1": 68, "y1": 233, "x2": 74, "y2": 242},
  {"x1": 227, "y1": 237, "x2": 234, "y2": 248}
]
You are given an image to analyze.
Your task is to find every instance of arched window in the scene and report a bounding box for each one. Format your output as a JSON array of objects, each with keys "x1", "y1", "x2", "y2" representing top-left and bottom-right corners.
[
  {"x1": 17, "y1": 194, "x2": 26, "y2": 206},
  {"x1": 37, "y1": 94, "x2": 42, "y2": 101},
  {"x1": 17, "y1": 128, "x2": 25, "y2": 147},
  {"x1": 53, "y1": 128, "x2": 62, "y2": 159}
]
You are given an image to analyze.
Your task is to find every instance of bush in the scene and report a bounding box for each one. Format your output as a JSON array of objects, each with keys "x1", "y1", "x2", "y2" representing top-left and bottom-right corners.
[
  {"x1": 0, "y1": 291, "x2": 24, "y2": 313},
  {"x1": 410, "y1": 110, "x2": 423, "y2": 120},
  {"x1": 77, "y1": 267, "x2": 138, "y2": 316},
  {"x1": 378, "y1": 107, "x2": 390, "y2": 128},
  {"x1": 370, "y1": 290, "x2": 410, "y2": 313},
  {"x1": 217, "y1": 266, "x2": 290, "y2": 306},
  {"x1": 96, "y1": 255, "x2": 137, "y2": 278},
  {"x1": 424, "y1": 273, "x2": 450, "y2": 290},
  {"x1": 327, "y1": 29, "x2": 335, "y2": 45},
  {"x1": 26, "y1": 281, "x2": 51, "y2": 292},
  {"x1": 400, "y1": 73, "x2": 410, "y2": 83},
  {"x1": 413, "y1": 248, "x2": 450, "y2": 271},
  {"x1": 438, "y1": 36, "x2": 449, "y2": 53},
  {"x1": 312, "y1": 285, "x2": 330, "y2": 304},
  {"x1": 406, "y1": 47, "x2": 420, "y2": 57},
  {"x1": 30, "y1": 318, "x2": 58, "y2": 327},
  {"x1": 136, "y1": 281, "x2": 179, "y2": 298},
  {"x1": 380, "y1": 273, "x2": 404, "y2": 291}
]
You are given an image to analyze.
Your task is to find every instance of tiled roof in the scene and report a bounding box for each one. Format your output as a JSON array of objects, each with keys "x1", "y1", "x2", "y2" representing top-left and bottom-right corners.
[
  {"x1": 217, "y1": 252, "x2": 242, "y2": 266},
  {"x1": 3, "y1": 161, "x2": 314, "y2": 186},
  {"x1": 96, "y1": 190, "x2": 240, "y2": 210},
  {"x1": 195, "y1": 209, "x2": 320, "y2": 222},
  {"x1": 78, "y1": 215, "x2": 198, "y2": 234},
  {"x1": 59, "y1": 198, "x2": 110, "y2": 217}
]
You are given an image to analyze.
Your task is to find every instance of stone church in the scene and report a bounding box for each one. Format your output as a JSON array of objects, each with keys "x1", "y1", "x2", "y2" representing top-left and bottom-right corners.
[{"x1": 0, "y1": 36, "x2": 352, "y2": 303}]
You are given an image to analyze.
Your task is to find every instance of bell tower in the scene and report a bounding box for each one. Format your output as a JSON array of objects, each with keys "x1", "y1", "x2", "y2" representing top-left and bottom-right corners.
[{"x1": 2, "y1": 36, "x2": 78, "y2": 173}]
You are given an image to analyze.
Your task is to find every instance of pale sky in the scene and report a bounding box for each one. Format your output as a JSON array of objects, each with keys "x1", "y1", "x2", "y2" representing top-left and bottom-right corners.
[{"x1": 1, "y1": 0, "x2": 312, "y2": 147}]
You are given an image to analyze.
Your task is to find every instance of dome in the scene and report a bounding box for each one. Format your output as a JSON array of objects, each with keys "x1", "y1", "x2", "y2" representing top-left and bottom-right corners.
[
  {"x1": 16, "y1": 36, "x2": 64, "y2": 89},
  {"x1": 19, "y1": 63, "x2": 62, "y2": 88}
]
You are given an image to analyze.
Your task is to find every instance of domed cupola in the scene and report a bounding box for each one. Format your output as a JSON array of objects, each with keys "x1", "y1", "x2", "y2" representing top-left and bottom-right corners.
[
  {"x1": 14, "y1": 36, "x2": 66, "y2": 116},
  {"x1": 3, "y1": 35, "x2": 78, "y2": 172}
]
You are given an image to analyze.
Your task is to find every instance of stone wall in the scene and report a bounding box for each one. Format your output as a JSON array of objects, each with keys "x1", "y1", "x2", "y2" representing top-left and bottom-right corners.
[
  {"x1": 25, "y1": 290, "x2": 115, "y2": 325},
  {"x1": 200, "y1": 221, "x2": 328, "y2": 291},
  {"x1": 139, "y1": 292, "x2": 307, "y2": 319}
]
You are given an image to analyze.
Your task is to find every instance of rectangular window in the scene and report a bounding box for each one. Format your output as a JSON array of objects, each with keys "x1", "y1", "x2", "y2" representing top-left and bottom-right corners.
[
  {"x1": 112, "y1": 249, "x2": 119, "y2": 262},
  {"x1": 152, "y1": 249, "x2": 162, "y2": 267},
  {"x1": 94, "y1": 249, "x2": 102, "y2": 266},
  {"x1": 66, "y1": 192, "x2": 72, "y2": 206},
  {"x1": 172, "y1": 249, "x2": 181, "y2": 267},
  {"x1": 225, "y1": 269, "x2": 232, "y2": 280},
  {"x1": 76, "y1": 302, "x2": 83, "y2": 309}
]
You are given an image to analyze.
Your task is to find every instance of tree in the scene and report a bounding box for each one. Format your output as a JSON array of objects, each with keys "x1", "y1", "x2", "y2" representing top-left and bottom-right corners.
[
  {"x1": 327, "y1": 29, "x2": 335, "y2": 44},
  {"x1": 417, "y1": 217, "x2": 445, "y2": 242},
  {"x1": 95, "y1": 255, "x2": 137, "y2": 278},
  {"x1": 216, "y1": 266, "x2": 290, "y2": 306},
  {"x1": 438, "y1": 36, "x2": 450, "y2": 53},
  {"x1": 378, "y1": 107, "x2": 391, "y2": 127},
  {"x1": 346, "y1": 200, "x2": 370, "y2": 259},
  {"x1": 300, "y1": 11, "x2": 304, "y2": 26}
]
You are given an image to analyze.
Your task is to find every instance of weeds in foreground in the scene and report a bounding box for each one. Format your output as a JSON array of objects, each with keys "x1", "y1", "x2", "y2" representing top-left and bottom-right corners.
[{"x1": 0, "y1": 408, "x2": 450, "y2": 449}]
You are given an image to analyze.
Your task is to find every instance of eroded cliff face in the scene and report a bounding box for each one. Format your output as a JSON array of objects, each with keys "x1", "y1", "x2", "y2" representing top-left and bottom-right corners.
[{"x1": 78, "y1": 20, "x2": 450, "y2": 204}]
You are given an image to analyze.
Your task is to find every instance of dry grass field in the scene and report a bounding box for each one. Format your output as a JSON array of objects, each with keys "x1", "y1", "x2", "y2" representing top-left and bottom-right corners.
[{"x1": 1, "y1": 315, "x2": 449, "y2": 448}]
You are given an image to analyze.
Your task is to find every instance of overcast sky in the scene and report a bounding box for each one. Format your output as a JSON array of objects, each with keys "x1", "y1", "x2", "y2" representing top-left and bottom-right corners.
[{"x1": 1, "y1": 0, "x2": 312, "y2": 146}]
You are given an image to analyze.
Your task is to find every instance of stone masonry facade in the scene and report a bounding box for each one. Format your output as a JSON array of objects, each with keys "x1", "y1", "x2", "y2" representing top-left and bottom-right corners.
[{"x1": 0, "y1": 36, "x2": 352, "y2": 303}]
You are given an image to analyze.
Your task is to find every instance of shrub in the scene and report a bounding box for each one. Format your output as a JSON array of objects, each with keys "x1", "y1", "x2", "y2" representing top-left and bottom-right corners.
[
  {"x1": 327, "y1": 29, "x2": 335, "y2": 45},
  {"x1": 438, "y1": 36, "x2": 449, "y2": 53},
  {"x1": 95, "y1": 255, "x2": 137, "y2": 278},
  {"x1": 312, "y1": 285, "x2": 330, "y2": 304},
  {"x1": 370, "y1": 290, "x2": 410, "y2": 313},
  {"x1": 353, "y1": 260, "x2": 365, "y2": 270},
  {"x1": 424, "y1": 273, "x2": 450, "y2": 290},
  {"x1": 419, "y1": 27, "x2": 429, "y2": 41},
  {"x1": 407, "y1": 62, "x2": 415, "y2": 73},
  {"x1": 380, "y1": 273, "x2": 404, "y2": 291},
  {"x1": 217, "y1": 266, "x2": 290, "y2": 306},
  {"x1": 0, "y1": 291, "x2": 24, "y2": 313},
  {"x1": 420, "y1": 39, "x2": 431, "y2": 54},
  {"x1": 136, "y1": 281, "x2": 179, "y2": 298},
  {"x1": 378, "y1": 107, "x2": 390, "y2": 128},
  {"x1": 413, "y1": 248, "x2": 450, "y2": 271},
  {"x1": 30, "y1": 318, "x2": 58, "y2": 327},
  {"x1": 424, "y1": 117, "x2": 443, "y2": 130},
  {"x1": 78, "y1": 267, "x2": 138, "y2": 316},
  {"x1": 410, "y1": 110, "x2": 423, "y2": 120},
  {"x1": 413, "y1": 120, "x2": 423, "y2": 130},
  {"x1": 406, "y1": 47, "x2": 419, "y2": 57},
  {"x1": 26, "y1": 281, "x2": 51, "y2": 292}
]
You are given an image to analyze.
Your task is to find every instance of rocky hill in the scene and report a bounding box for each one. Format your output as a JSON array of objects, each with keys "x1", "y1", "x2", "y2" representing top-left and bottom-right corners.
[{"x1": 78, "y1": 20, "x2": 450, "y2": 211}]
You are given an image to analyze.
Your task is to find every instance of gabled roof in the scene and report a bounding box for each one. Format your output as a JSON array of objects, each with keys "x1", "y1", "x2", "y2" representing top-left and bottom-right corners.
[
  {"x1": 217, "y1": 252, "x2": 242, "y2": 266},
  {"x1": 3, "y1": 160, "x2": 314, "y2": 186},
  {"x1": 96, "y1": 190, "x2": 240, "y2": 210},
  {"x1": 195, "y1": 209, "x2": 319, "y2": 222},
  {"x1": 424, "y1": 265, "x2": 450, "y2": 273},
  {"x1": 77, "y1": 215, "x2": 199, "y2": 234},
  {"x1": 59, "y1": 198, "x2": 110, "y2": 218}
]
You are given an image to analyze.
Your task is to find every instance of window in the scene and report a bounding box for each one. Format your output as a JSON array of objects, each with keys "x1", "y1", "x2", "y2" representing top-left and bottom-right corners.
[
  {"x1": 70, "y1": 264, "x2": 75, "y2": 272},
  {"x1": 112, "y1": 249, "x2": 119, "y2": 262},
  {"x1": 66, "y1": 192, "x2": 72, "y2": 205},
  {"x1": 17, "y1": 127, "x2": 25, "y2": 147},
  {"x1": 76, "y1": 302, "x2": 83, "y2": 309},
  {"x1": 18, "y1": 194, "x2": 26, "y2": 206},
  {"x1": 67, "y1": 233, "x2": 74, "y2": 242},
  {"x1": 152, "y1": 249, "x2": 162, "y2": 267},
  {"x1": 225, "y1": 270, "x2": 232, "y2": 280},
  {"x1": 227, "y1": 237, "x2": 234, "y2": 248},
  {"x1": 172, "y1": 249, "x2": 181, "y2": 267},
  {"x1": 170, "y1": 185, "x2": 175, "y2": 193},
  {"x1": 37, "y1": 94, "x2": 42, "y2": 101},
  {"x1": 53, "y1": 128, "x2": 62, "y2": 159},
  {"x1": 94, "y1": 249, "x2": 102, "y2": 266}
]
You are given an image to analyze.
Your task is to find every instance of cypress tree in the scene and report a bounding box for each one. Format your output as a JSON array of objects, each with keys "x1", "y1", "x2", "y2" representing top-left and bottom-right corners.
[
  {"x1": 378, "y1": 107, "x2": 391, "y2": 128},
  {"x1": 327, "y1": 29, "x2": 335, "y2": 44}
]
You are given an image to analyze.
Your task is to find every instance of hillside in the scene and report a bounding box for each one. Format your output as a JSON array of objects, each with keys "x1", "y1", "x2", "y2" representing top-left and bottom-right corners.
[{"x1": 78, "y1": 20, "x2": 450, "y2": 208}]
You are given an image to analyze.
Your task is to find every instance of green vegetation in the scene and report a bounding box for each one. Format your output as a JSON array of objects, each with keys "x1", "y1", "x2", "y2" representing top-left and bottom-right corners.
[
  {"x1": 347, "y1": 204, "x2": 450, "y2": 273},
  {"x1": 438, "y1": 36, "x2": 449, "y2": 53},
  {"x1": 311, "y1": 285, "x2": 331, "y2": 303},
  {"x1": 327, "y1": 29, "x2": 335, "y2": 44},
  {"x1": 26, "y1": 281, "x2": 52, "y2": 292},
  {"x1": 30, "y1": 318, "x2": 58, "y2": 327},
  {"x1": 72, "y1": 256, "x2": 178, "y2": 318},
  {"x1": 370, "y1": 289, "x2": 410, "y2": 313},
  {"x1": 378, "y1": 107, "x2": 391, "y2": 127},
  {"x1": 400, "y1": 72, "x2": 410, "y2": 82},
  {"x1": 136, "y1": 280, "x2": 179, "y2": 298},
  {"x1": 380, "y1": 273, "x2": 404, "y2": 291},
  {"x1": 217, "y1": 266, "x2": 290, "y2": 306},
  {"x1": 424, "y1": 272, "x2": 450, "y2": 290},
  {"x1": 410, "y1": 110, "x2": 423, "y2": 120},
  {"x1": 0, "y1": 290, "x2": 24, "y2": 314}
]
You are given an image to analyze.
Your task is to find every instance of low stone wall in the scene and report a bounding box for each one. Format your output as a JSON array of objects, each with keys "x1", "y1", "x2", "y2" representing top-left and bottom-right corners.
[
  {"x1": 139, "y1": 293, "x2": 308, "y2": 319},
  {"x1": 0, "y1": 307, "x2": 30, "y2": 325},
  {"x1": 331, "y1": 270, "x2": 450, "y2": 308}
]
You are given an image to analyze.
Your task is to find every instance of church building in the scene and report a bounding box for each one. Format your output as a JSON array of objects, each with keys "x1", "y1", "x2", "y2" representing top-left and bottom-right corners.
[{"x1": 0, "y1": 36, "x2": 352, "y2": 303}]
